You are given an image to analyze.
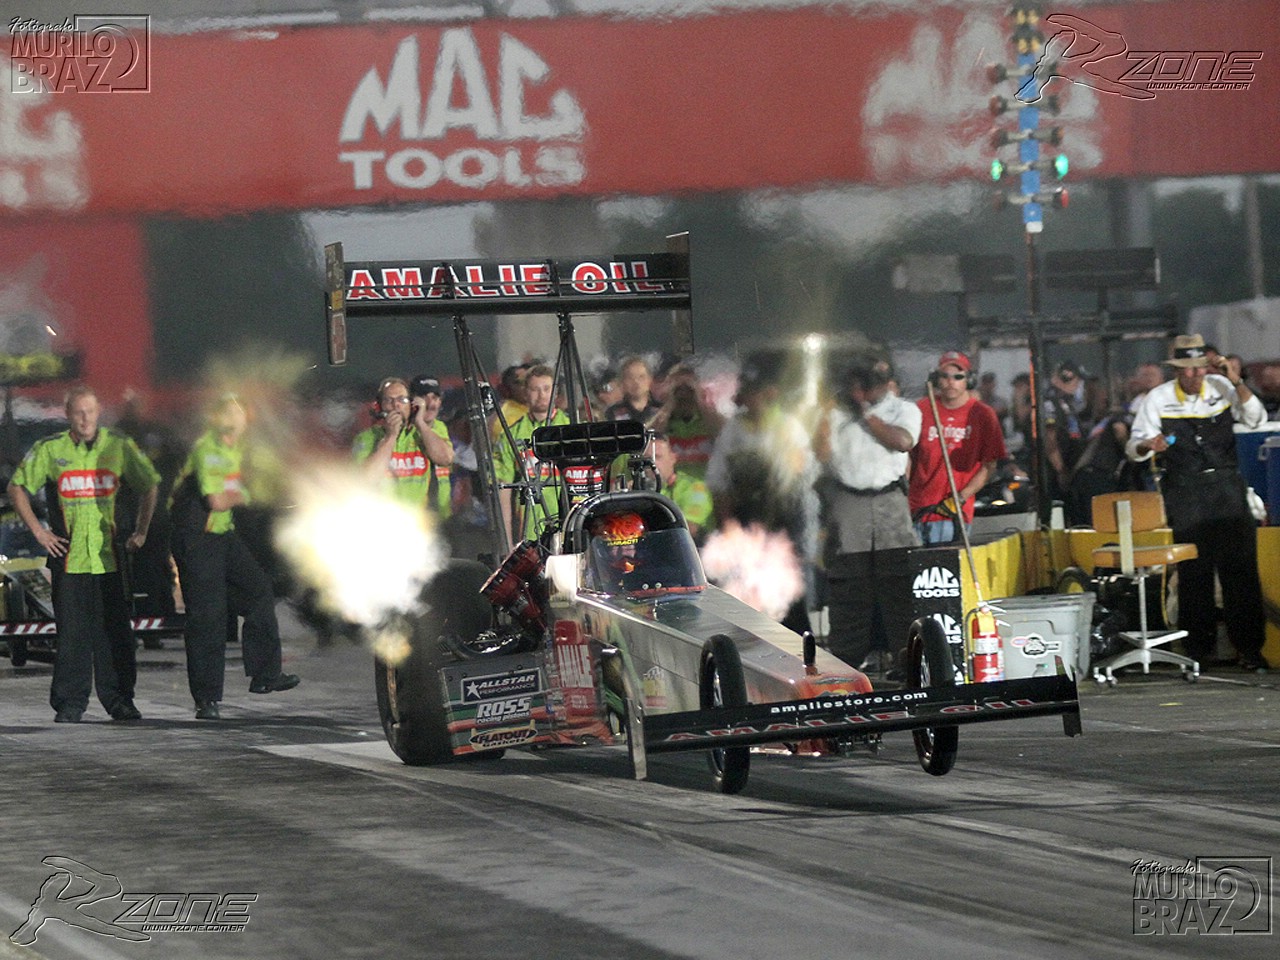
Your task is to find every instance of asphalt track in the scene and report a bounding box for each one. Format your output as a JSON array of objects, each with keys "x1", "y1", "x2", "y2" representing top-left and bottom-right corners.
[{"x1": 0, "y1": 608, "x2": 1276, "y2": 960}]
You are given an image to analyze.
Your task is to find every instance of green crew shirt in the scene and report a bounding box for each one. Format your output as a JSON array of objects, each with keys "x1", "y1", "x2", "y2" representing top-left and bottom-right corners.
[
  {"x1": 170, "y1": 430, "x2": 245, "y2": 534},
  {"x1": 11, "y1": 427, "x2": 161, "y2": 574},
  {"x1": 352, "y1": 421, "x2": 453, "y2": 518},
  {"x1": 666, "y1": 472, "x2": 714, "y2": 534},
  {"x1": 493, "y1": 410, "x2": 570, "y2": 539}
]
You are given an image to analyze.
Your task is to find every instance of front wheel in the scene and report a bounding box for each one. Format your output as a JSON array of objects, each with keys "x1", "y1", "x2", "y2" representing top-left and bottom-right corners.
[
  {"x1": 700, "y1": 634, "x2": 750, "y2": 794},
  {"x1": 907, "y1": 617, "x2": 959, "y2": 776},
  {"x1": 375, "y1": 560, "x2": 494, "y2": 765}
]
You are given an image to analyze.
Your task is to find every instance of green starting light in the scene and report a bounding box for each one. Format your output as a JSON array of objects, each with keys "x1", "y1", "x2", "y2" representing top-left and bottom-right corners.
[
  {"x1": 991, "y1": 159, "x2": 1006, "y2": 181},
  {"x1": 1053, "y1": 153, "x2": 1069, "y2": 179}
]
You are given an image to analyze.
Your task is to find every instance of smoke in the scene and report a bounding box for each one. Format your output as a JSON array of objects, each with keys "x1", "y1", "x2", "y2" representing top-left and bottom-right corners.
[
  {"x1": 700, "y1": 520, "x2": 804, "y2": 622},
  {"x1": 273, "y1": 463, "x2": 448, "y2": 664}
]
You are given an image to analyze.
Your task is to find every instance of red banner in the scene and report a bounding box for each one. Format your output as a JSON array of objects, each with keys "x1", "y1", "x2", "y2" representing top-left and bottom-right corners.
[
  {"x1": 0, "y1": 1, "x2": 1276, "y2": 218},
  {"x1": 0, "y1": 219, "x2": 153, "y2": 397}
]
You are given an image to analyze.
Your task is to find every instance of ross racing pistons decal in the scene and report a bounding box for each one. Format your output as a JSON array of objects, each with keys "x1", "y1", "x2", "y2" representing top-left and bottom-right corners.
[
  {"x1": 469, "y1": 725, "x2": 537, "y2": 750},
  {"x1": 462, "y1": 668, "x2": 541, "y2": 703},
  {"x1": 472, "y1": 695, "x2": 534, "y2": 727}
]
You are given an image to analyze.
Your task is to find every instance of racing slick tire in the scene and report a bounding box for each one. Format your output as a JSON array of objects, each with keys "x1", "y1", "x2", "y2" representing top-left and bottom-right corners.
[
  {"x1": 375, "y1": 560, "x2": 494, "y2": 766},
  {"x1": 700, "y1": 634, "x2": 750, "y2": 794},
  {"x1": 907, "y1": 617, "x2": 959, "y2": 777}
]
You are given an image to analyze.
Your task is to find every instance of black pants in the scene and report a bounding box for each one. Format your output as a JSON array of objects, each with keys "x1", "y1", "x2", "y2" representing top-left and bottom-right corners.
[
  {"x1": 173, "y1": 528, "x2": 282, "y2": 703},
  {"x1": 1174, "y1": 514, "x2": 1266, "y2": 663},
  {"x1": 50, "y1": 571, "x2": 136, "y2": 714},
  {"x1": 825, "y1": 546, "x2": 914, "y2": 669}
]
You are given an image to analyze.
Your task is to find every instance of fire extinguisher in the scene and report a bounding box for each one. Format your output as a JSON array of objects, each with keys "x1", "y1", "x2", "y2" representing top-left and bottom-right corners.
[{"x1": 969, "y1": 605, "x2": 1004, "y2": 683}]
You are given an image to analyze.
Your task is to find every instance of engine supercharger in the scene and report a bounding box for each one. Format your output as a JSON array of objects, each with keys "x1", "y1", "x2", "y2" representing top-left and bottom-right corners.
[{"x1": 969, "y1": 606, "x2": 1004, "y2": 683}]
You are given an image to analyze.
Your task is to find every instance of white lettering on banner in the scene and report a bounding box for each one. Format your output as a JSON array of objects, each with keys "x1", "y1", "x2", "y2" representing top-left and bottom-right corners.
[
  {"x1": 0, "y1": 54, "x2": 88, "y2": 211},
  {"x1": 862, "y1": 15, "x2": 1102, "y2": 182},
  {"x1": 338, "y1": 30, "x2": 585, "y2": 194}
]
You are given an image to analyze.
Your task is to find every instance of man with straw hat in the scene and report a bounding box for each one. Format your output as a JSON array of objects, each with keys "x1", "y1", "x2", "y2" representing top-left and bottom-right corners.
[{"x1": 1127, "y1": 334, "x2": 1269, "y2": 672}]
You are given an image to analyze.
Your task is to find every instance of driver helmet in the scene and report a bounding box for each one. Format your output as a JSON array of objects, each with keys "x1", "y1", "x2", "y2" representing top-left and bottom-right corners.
[{"x1": 592, "y1": 513, "x2": 646, "y2": 576}]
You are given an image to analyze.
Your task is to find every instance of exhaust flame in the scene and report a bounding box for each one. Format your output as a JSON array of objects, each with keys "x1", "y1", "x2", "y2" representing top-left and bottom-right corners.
[
  {"x1": 274, "y1": 464, "x2": 447, "y2": 663},
  {"x1": 700, "y1": 520, "x2": 804, "y2": 622}
]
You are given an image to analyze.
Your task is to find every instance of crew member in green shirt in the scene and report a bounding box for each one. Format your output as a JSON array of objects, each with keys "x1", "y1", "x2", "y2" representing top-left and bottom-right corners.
[
  {"x1": 651, "y1": 433, "x2": 714, "y2": 544},
  {"x1": 352, "y1": 376, "x2": 454, "y2": 517},
  {"x1": 493, "y1": 364, "x2": 569, "y2": 543},
  {"x1": 8, "y1": 385, "x2": 161, "y2": 723},
  {"x1": 170, "y1": 394, "x2": 299, "y2": 720}
]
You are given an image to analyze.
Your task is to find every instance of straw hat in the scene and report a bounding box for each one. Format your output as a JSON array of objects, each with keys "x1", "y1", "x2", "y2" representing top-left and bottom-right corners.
[{"x1": 1165, "y1": 334, "x2": 1211, "y2": 368}]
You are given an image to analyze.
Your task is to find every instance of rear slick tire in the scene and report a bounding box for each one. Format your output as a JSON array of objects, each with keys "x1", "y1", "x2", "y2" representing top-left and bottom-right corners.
[{"x1": 375, "y1": 560, "x2": 493, "y2": 765}]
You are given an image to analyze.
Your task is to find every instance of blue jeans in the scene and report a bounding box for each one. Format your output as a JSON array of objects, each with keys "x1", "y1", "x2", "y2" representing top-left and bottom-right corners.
[{"x1": 915, "y1": 518, "x2": 962, "y2": 546}]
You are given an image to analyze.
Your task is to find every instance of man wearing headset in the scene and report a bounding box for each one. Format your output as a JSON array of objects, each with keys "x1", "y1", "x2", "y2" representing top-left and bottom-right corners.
[
  {"x1": 353, "y1": 376, "x2": 454, "y2": 515},
  {"x1": 909, "y1": 351, "x2": 1007, "y2": 546}
]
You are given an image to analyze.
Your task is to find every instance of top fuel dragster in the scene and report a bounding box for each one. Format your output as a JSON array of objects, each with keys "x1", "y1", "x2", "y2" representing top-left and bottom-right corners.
[{"x1": 324, "y1": 234, "x2": 1080, "y2": 794}]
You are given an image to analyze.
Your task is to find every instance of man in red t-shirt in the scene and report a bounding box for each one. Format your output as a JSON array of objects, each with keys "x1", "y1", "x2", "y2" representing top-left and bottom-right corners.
[{"x1": 909, "y1": 351, "x2": 1007, "y2": 546}]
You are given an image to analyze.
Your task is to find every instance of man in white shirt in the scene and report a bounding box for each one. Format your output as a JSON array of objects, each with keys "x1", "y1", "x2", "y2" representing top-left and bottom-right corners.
[
  {"x1": 813, "y1": 359, "x2": 921, "y2": 673},
  {"x1": 1128, "y1": 334, "x2": 1268, "y2": 671}
]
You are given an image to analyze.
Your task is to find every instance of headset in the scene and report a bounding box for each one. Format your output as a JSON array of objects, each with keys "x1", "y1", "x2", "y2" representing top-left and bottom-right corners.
[
  {"x1": 928, "y1": 359, "x2": 977, "y2": 392},
  {"x1": 372, "y1": 377, "x2": 409, "y2": 420}
]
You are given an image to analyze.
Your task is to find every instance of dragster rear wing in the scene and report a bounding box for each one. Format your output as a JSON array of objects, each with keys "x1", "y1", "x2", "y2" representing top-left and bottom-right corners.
[
  {"x1": 324, "y1": 234, "x2": 693, "y2": 365},
  {"x1": 638, "y1": 673, "x2": 1080, "y2": 761}
]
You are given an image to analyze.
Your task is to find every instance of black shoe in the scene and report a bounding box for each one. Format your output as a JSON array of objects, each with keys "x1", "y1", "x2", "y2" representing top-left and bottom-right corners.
[
  {"x1": 249, "y1": 673, "x2": 300, "y2": 694},
  {"x1": 194, "y1": 701, "x2": 221, "y2": 720},
  {"x1": 54, "y1": 708, "x2": 84, "y2": 724},
  {"x1": 110, "y1": 701, "x2": 142, "y2": 722},
  {"x1": 1238, "y1": 654, "x2": 1270, "y2": 672}
]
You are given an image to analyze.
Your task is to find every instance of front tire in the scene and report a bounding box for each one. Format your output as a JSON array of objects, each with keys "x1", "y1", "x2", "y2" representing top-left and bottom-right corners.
[
  {"x1": 700, "y1": 634, "x2": 750, "y2": 794},
  {"x1": 375, "y1": 561, "x2": 493, "y2": 765},
  {"x1": 907, "y1": 617, "x2": 959, "y2": 776}
]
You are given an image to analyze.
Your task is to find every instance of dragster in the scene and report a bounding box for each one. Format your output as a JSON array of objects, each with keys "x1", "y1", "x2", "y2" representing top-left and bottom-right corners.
[{"x1": 324, "y1": 234, "x2": 1080, "y2": 794}]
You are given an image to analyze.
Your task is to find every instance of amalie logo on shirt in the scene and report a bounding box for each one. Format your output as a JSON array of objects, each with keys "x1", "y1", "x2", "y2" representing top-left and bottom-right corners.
[{"x1": 58, "y1": 469, "x2": 118, "y2": 498}]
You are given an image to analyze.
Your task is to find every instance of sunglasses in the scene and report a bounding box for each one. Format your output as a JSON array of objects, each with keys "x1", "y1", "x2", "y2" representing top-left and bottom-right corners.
[
  {"x1": 1059, "y1": 372, "x2": 1078, "y2": 382},
  {"x1": 936, "y1": 372, "x2": 967, "y2": 381}
]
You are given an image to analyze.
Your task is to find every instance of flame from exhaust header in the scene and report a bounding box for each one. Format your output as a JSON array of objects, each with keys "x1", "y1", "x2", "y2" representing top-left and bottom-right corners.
[
  {"x1": 274, "y1": 464, "x2": 447, "y2": 664},
  {"x1": 700, "y1": 520, "x2": 804, "y2": 622}
]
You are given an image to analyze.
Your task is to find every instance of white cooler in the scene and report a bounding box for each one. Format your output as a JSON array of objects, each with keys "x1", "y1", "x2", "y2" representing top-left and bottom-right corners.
[{"x1": 991, "y1": 593, "x2": 1095, "y2": 680}]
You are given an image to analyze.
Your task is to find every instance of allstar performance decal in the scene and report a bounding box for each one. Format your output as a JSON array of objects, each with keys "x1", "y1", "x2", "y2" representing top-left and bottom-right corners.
[{"x1": 642, "y1": 674, "x2": 1080, "y2": 753}]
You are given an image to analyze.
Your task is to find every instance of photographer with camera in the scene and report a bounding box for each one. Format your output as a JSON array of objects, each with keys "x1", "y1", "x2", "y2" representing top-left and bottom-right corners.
[
  {"x1": 353, "y1": 375, "x2": 454, "y2": 516},
  {"x1": 1128, "y1": 334, "x2": 1269, "y2": 672},
  {"x1": 813, "y1": 357, "x2": 920, "y2": 674}
]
